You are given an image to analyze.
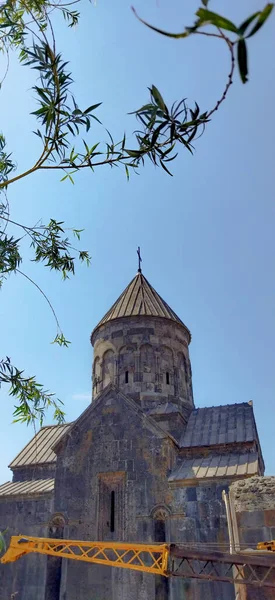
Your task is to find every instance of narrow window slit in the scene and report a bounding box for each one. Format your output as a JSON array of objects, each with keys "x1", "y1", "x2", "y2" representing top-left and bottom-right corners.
[
  {"x1": 110, "y1": 490, "x2": 115, "y2": 533},
  {"x1": 125, "y1": 371, "x2": 129, "y2": 384},
  {"x1": 166, "y1": 372, "x2": 170, "y2": 385}
]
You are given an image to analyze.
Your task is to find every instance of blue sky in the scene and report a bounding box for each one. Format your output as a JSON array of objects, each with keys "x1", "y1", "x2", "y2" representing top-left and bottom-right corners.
[{"x1": 0, "y1": 0, "x2": 274, "y2": 481}]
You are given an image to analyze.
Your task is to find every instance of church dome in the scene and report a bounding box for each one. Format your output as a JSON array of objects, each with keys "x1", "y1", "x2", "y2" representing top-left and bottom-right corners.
[
  {"x1": 91, "y1": 271, "x2": 191, "y2": 342},
  {"x1": 90, "y1": 269, "x2": 194, "y2": 414}
]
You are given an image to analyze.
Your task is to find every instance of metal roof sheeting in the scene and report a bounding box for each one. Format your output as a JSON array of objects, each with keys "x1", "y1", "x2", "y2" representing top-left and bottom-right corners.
[
  {"x1": 180, "y1": 403, "x2": 257, "y2": 448},
  {"x1": 9, "y1": 423, "x2": 71, "y2": 468},
  {"x1": 168, "y1": 452, "x2": 259, "y2": 483},
  {"x1": 92, "y1": 272, "x2": 190, "y2": 336},
  {"x1": 0, "y1": 478, "x2": 54, "y2": 497}
]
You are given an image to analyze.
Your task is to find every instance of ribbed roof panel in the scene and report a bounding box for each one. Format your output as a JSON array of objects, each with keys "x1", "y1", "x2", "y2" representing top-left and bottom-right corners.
[
  {"x1": 180, "y1": 403, "x2": 257, "y2": 448},
  {"x1": 168, "y1": 452, "x2": 259, "y2": 483},
  {"x1": 0, "y1": 478, "x2": 54, "y2": 497},
  {"x1": 9, "y1": 423, "x2": 71, "y2": 468},
  {"x1": 92, "y1": 272, "x2": 190, "y2": 336}
]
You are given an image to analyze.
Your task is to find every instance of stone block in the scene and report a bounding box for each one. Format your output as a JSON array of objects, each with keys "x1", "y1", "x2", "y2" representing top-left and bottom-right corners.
[
  {"x1": 198, "y1": 501, "x2": 209, "y2": 520},
  {"x1": 264, "y1": 510, "x2": 275, "y2": 527},
  {"x1": 240, "y1": 526, "x2": 270, "y2": 546},
  {"x1": 239, "y1": 510, "x2": 264, "y2": 528},
  {"x1": 185, "y1": 501, "x2": 198, "y2": 518},
  {"x1": 197, "y1": 485, "x2": 216, "y2": 502},
  {"x1": 186, "y1": 487, "x2": 197, "y2": 502}
]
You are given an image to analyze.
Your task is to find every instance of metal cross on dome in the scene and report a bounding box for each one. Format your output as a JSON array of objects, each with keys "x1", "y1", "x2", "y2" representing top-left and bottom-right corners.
[{"x1": 137, "y1": 247, "x2": 142, "y2": 273}]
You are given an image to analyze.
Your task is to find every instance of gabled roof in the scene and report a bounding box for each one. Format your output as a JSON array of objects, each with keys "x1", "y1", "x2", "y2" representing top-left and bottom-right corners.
[
  {"x1": 180, "y1": 403, "x2": 258, "y2": 448},
  {"x1": 53, "y1": 384, "x2": 177, "y2": 453},
  {"x1": 9, "y1": 423, "x2": 71, "y2": 468},
  {"x1": 168, "y1": 452, "x2": 259, "y2": 483},
  {"x1": 92, "y1": 272, "x2": 190, "y2": 341},
  {"x1": 0, "y1": 478, "x2": 54, "y2": 497}
]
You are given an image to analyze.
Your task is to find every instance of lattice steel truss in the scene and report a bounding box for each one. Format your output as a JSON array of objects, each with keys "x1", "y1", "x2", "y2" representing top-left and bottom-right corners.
[
  {"x1": 1, "y1": 536, "x2": 169, "y2": 575},
  {"x1": 169, "y1": 546, "x2": 275, "y2": 589},
  {"x1": 1, "y1": 536, "x2": 275, "y2": 589}
]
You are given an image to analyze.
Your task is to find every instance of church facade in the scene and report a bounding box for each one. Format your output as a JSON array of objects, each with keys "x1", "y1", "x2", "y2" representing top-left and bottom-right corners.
[{"x1": 0, "y1": 271, "x2": 264, "y2": 600}]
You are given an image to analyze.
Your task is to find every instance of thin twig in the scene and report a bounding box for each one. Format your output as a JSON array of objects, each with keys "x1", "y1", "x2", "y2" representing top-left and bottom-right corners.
[
  {"x1": 16, "y1": 269, "x2": 62, "y2": 334},
  {"x1": 0, "y1": 214, "x2": 84, "y2": 254},
  {"x1": 0, "y1": 44, "x2": 10, "y2": 87},
  {"x1": 207, "y1": 31, "x2": 235, "y2": 119}
]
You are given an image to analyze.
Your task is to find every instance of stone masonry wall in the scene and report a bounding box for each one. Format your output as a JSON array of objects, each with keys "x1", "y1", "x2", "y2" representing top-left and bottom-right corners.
[
  {"x1": 230, "y1": 476, "x2": 275, "y2": 600},
  {"x1": 169, "y1": 480, "x2": 235, "y2": 600},
  {"x1": 12, "y1": 464, "x2": 56, "y2": 482},
  {"x1": 0, "y1": 493, "x2": 54, "y2": 600},
  {"x1": 53, "y1": 389, "x2": 176, "y2": 600},
  {"x1": 52, "y1": 388, "x2": 235, "y2": 600}
]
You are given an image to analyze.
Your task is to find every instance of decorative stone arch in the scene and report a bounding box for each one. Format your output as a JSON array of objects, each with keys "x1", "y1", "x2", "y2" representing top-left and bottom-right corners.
[
  {"x1": 159, "y1": 345, "x2": 174, "y2": 387},
  {"x1": 48, "y1": 512, "x2": 67, "y2": 533},
  {"x1": 118, "y1": 344, "x2": 136, "y2": 386},
  {"x1": 150, "y1": 504, "x2": 171, "y2": 521},
  {"x1": 93, "y1": 355, "x2": 102, "y2": 396},
  {"x1": 102, "y1": 348, "x2": 116, "y2": 388},
  {"x1": 139, "y1": 343, "x2": 155, "y2": 383},
  {"x1": 93, "y1": 355, "x2": 101, "y2": 376},
  {"x1": 95, "y1": 340, "x2": 117, "y2": 359}
]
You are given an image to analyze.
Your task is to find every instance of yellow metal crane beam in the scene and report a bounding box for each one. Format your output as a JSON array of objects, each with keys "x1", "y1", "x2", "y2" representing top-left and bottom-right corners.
[
  {"x1": 1, "y1": 535, "x2": 275, "y2": 589},
  {"x1": 1, "y1": 536, "x2": 169, "y2": 576},
  {"x1": 257, "y1": 540, "x2": 275, "y2": 552}
]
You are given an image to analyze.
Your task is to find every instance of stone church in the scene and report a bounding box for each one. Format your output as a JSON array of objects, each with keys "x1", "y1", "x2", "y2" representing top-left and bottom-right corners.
[{"x1": 0, "y1": 269, "x2": 266, "y2": 600}]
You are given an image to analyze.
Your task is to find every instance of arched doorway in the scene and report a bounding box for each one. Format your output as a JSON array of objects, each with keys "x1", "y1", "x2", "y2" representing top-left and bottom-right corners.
[
  {"x1": 152, "y1": 507, "x2": 170, "y2": 600},
  {"x1": 44, "y1": 514, "x2": 65, "y2": 600}
]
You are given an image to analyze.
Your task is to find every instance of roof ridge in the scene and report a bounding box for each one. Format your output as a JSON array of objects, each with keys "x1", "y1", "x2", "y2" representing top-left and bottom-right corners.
[
  {"x1": 195, "y1": 402, "x2": 252, "y2": 411},
  {"x1": 52, "y1": 384, "x2": 179, "y2": 453},
  {"x1": 39, "y1": 422, "x2": 72, "y2": 430}
]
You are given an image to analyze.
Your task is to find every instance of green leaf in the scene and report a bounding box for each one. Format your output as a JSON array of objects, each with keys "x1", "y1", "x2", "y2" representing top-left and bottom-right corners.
[
  {"x1": 238, "y1": 12, "x2": 261, "y2": 36},
  {"x1": 160, "y1": 160, "x2": 173, "y2": 176},
  {"x1": 245, "y1": 3, "x2": 274, "y2": 38},
  {"x1": 52, "y1": 333, "x2": 71, "y2": 347},
  {"x1": 196, "y1": 8, "x2": 239, "y2": 33},
  {"x1": 237, "y1": 39, "x2": 248, "y2": 83},
  {"x1": 150, "y1": 85, "x2": 167, "y2": 112},
  {"x1": 131, "y1": 8, "x2": 189, "y2": 39},
  {"x1": 125, "y1": 149, "x2": 142, "y2": 158},
  {"x1": 83, "y1": 103, "x2": 102, "y2": 114},
  {"x1": 60, "y1": 173, "x2": 69, "y2": 182}
]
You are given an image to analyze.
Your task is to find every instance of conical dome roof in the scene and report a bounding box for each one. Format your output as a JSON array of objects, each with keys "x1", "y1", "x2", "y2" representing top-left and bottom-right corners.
[{"x1": 92, "y1": 272, "x2": 191, "y2": 340}]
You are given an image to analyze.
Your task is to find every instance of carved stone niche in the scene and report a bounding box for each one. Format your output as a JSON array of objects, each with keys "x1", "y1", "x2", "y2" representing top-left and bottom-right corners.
[
  {"x1": 150, "y1": 504, "x2": 171, "y2": 521},
  {"x1": 150, "y1": 505, "x2": 171, "y2": 543},
  {"x1": 48, "y1": 513, "x2": 66, "y2": 538}
]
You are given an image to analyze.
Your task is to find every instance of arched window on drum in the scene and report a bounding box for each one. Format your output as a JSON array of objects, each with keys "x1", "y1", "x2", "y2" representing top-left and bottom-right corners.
[
  {"x1": 160, "y1": 346, "x2": 174, "y2": 390},
  {"x1": 118, "y1": 345, "x2": 135, "y2": 387}
]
